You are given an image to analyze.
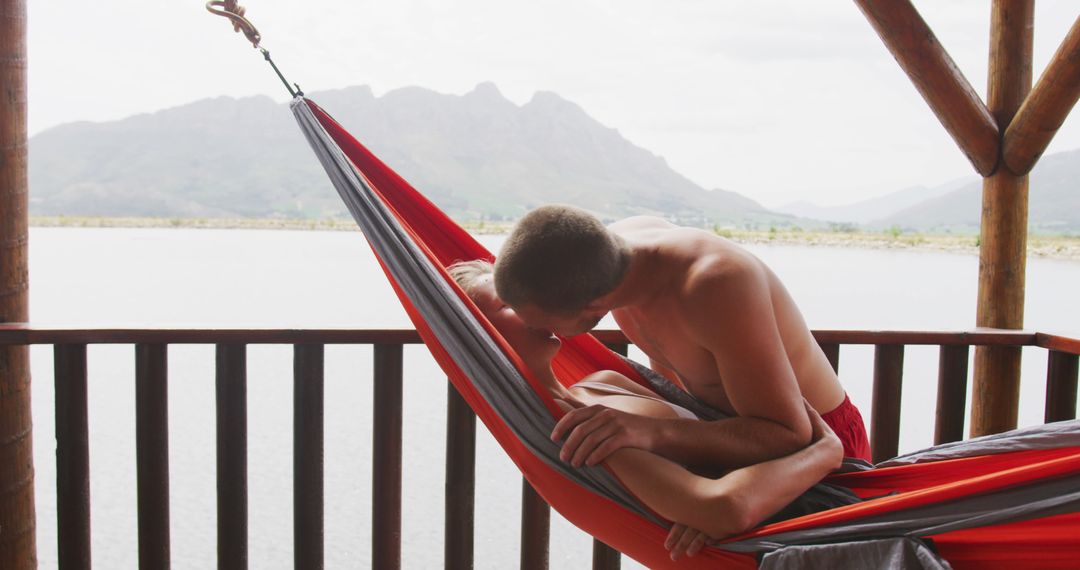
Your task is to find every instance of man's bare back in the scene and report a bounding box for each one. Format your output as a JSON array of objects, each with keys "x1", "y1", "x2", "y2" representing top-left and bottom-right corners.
[{"x1": 607, "y1": 216, "x2": 846, "y2": 417}]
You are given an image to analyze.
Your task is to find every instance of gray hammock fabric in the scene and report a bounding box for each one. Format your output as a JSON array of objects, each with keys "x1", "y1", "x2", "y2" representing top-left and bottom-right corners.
[
  {"x1": 291, "y1": 96, "x2": 1080, "y2": 566},
  {"x1": 759, "y1": 537, "x2": 953, "y2": 570}
]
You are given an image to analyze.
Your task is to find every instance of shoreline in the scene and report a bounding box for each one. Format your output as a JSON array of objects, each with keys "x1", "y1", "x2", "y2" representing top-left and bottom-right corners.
[{"x1": 29, "y1": 216, "x2": 1080, "y2": 261}]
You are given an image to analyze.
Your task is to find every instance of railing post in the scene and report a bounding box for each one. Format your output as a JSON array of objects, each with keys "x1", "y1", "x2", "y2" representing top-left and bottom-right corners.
[
  {"x1": 54, "y1": 344, "x2": 91, "y2": 570},
  {"x1": 136, "y1": 343, "x2": 170, "y2": 570},
  {"x1": 871, "y1": 344, "x2": 904, "y2": 463},
  {"x1": 445, "y1": 381, "x2": 475, "y2": 570},
  {"x1": 1045, "y1": 350, "x2": 1079, "y2": 422},
  {"x1": 593, "y1": 344, "x2": 626, "y2": 569},
  {"x1": 592, "y1": 540, "x2": 621, "y2": 570},
  {"x1": 294, "y1": 344, "x2": 325, "y2": 570},
  {"x1": 935, "y1": 345, "x2": 969, "y2": 445},
  {"x1": 216, "y1": 344, "x2": 248, "y2": 570},
  {"x1": 520, "y1": 479, "x2": 549, "y2": 570},
  {"x1": 819, "y1": 343, "x2": 840, "y2": 374},
  {"x1": 373, "y1": 344, "x2": 403, "y2": 570}
]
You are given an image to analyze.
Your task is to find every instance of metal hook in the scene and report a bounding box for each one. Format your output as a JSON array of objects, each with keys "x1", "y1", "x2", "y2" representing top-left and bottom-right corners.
[{"x1": 260, "y1": 47, "x2": 303, "y2": 98}]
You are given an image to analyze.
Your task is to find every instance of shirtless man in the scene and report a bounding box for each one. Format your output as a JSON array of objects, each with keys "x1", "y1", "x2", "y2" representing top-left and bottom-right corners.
[{"x1": 494, "y1": 204, "x2": 870, "y2": 470}]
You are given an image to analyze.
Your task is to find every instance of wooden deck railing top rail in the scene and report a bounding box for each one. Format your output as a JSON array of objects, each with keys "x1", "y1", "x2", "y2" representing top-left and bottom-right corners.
[{"x1": 1, "y1": 324, "x2": 1078, "y2": 354}]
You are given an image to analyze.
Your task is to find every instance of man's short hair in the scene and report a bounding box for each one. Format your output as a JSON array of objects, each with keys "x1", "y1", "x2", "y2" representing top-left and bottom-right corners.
[{"x1": 495, "y1": 205, "x2": 630, "y2": 313}]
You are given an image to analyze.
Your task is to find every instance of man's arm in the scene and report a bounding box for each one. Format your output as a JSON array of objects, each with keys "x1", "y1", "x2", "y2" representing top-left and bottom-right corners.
[
  {"x1": 660, "y1": 259, "x2": 813, "y2": 466},
  {"x1": 552, "y1": 407, "x2": 808, "y2": 470},
  {"x1": 553, "y1": 259, "x2": 812, "y2": 469},
  {"x1": 665, "y1": 401, "x2": 843, "y2": 560}
]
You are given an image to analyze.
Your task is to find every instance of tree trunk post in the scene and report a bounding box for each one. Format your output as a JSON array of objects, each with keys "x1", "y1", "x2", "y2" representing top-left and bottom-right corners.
[
  {"x1": 972, "y1": 0, "x2": 1034, "y2": 437},
  {"x1": 0, "y1": 0, "x2": 36, "y2": 567}
]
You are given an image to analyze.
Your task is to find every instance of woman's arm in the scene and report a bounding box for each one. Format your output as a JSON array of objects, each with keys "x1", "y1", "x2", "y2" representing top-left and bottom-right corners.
[{"x1": 599, "y1": 402, "x2": 843, "y2": 545}]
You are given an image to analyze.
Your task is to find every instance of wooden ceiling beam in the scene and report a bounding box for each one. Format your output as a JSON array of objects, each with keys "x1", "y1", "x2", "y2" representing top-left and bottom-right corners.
[
  {"x1": 1002, "y1": 14, "x2": 1080, "y2": 175},
  {"x1": 855, "y1": 0, "x2": 1001, "y2": 176}
]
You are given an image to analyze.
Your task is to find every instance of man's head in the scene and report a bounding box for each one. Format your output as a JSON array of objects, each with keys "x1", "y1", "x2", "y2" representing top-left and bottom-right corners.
[{"x1": 494, "y1": 205, "x2": 630, "y2": 335}]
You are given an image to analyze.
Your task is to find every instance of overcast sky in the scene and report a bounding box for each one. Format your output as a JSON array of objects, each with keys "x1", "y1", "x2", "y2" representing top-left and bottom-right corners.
[{"x1": 27, "y1": 1, "x2": 1080, "y2": 208}]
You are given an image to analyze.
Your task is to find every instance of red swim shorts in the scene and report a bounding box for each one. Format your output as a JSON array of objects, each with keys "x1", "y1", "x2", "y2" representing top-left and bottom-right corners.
[{"x1": 821, "y1": 394, "x2": 871, "y2": 462}]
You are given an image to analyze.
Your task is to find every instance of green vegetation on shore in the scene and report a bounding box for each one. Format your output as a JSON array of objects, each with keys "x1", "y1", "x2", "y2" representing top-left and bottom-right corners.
[{"x1": 31, "y1": 216, "x2": 1080, "y2": 261}]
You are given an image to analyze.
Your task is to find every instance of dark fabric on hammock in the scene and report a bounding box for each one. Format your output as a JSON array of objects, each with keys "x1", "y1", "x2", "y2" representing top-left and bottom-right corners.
[
  {"x1": 622, "y1": 356, "x2": 728, "y2": 422},
  {"x1": 764, "y1": 483, "x2": 863, "y2": 526}
]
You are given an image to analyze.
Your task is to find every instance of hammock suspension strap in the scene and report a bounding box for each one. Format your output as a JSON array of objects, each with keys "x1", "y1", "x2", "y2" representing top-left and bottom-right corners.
[{"x1": 206, "y1": 0, "x2": 303, "y2": 98}]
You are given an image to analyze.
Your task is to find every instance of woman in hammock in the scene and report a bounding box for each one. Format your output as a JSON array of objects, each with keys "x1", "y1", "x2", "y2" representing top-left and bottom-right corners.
[{"x1": 449, "y1": 260, "x2": 845, "y2": 561}]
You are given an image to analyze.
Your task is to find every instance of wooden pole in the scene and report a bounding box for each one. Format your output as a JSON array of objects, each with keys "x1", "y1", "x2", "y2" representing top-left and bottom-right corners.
[
  {"x1": 0, "y1": 1, "x2": 36, "y2": 568},
  {"x1": 972, "y1": 0, "x2": 1034, "y2": 437},
  {"x1": 854, "y1": 0, "x2": 1000, "y2": 176},
  {"x1": 1002, "y1": 14, "x2": 1080, "y2": 175}
]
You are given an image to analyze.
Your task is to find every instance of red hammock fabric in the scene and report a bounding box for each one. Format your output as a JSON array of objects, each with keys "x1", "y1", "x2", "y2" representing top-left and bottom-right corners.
[{"x1": 304, "y1": 98, "x2": 1080, "y2": 569}]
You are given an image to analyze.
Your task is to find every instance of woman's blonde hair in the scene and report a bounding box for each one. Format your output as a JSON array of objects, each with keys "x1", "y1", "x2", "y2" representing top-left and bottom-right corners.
[{"x1": 447, "y1": 259, "x2": 495, "y2": 299}]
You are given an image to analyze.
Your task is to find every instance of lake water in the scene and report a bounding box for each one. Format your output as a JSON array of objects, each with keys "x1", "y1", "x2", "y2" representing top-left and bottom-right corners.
[{"x1": 26, "y1": 227, "x2": 1080, "y2": 569}]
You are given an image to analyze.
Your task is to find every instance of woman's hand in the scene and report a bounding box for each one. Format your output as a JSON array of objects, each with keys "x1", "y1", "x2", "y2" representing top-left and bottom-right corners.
[{"x1": 664, "y1": 523, "x2": 715, "y2": 561}]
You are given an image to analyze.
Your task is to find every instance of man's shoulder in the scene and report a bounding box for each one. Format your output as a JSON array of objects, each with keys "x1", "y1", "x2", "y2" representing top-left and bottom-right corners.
[
  {"x1": 678, "y1": 251, "x2": 768, "y2": 325},
  {"x1": 684, "y1": 246, "x2": 759, "y2": 289},
  {"x1": 607, "y1": 215, "x2": 673, "y2": 234}
]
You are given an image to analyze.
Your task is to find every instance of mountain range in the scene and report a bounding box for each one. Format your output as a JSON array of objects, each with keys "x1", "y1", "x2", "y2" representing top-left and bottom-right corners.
[
  {"x1": 29, "y1": 83, "x2": 793, "y2": 228},
  {"x1": 28, "y1": 83, "x2": 1080, "y2": 233}
]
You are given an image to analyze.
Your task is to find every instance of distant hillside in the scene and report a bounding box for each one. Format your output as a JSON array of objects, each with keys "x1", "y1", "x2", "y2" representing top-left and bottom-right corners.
[
  {"x1": 776, "y1": 178, "x2": 971, "y2": 224},
  {"x1": 29, "y1": 83, "x2": 795, "y2": 227},
  {"x1": 875, "y1": 148, "x2": 1080, "y2": 234}
]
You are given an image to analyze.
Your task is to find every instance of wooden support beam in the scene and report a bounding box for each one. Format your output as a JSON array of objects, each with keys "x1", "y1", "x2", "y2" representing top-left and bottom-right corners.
[
  {"x1": 1003, "y1": 14, "x2": 1080, "y2": 175},
  {"x1": 0, "y1": 1, "x2": 35, "y2": 568},
  {"x1": 854, "y1": 0, "x2": 1000, "y2": 176},
  {"x1": 972, "y1": 0, "x2": 1034, "y2": 438}
]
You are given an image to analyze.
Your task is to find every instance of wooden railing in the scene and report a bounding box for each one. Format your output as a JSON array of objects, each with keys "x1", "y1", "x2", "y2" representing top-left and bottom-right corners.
[{"x1": 0, "y1": 325, "x2": 1077, "y2": 570}]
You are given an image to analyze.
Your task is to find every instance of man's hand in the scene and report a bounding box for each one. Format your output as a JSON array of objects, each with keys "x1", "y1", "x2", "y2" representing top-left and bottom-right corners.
[
  {"x1": 550, "y1": 400, "x2": 658, "y2": 467},
  {"x1": 804, "y1": 399, "x2": 844, "y2": 468},
  {"x1": 664, "y1": 523, "x2": 714, "y2": 561}
]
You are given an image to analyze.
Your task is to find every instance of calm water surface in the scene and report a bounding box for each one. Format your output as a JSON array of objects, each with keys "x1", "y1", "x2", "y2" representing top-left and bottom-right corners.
[{"x1": 26, "y1": 227, "x2": 1080, "y2": 569}]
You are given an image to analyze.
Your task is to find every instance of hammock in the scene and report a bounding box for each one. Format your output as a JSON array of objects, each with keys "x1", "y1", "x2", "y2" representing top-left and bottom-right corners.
[{"x1": 290, "y1": 96, "x2": 1080, "y2": 569}]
